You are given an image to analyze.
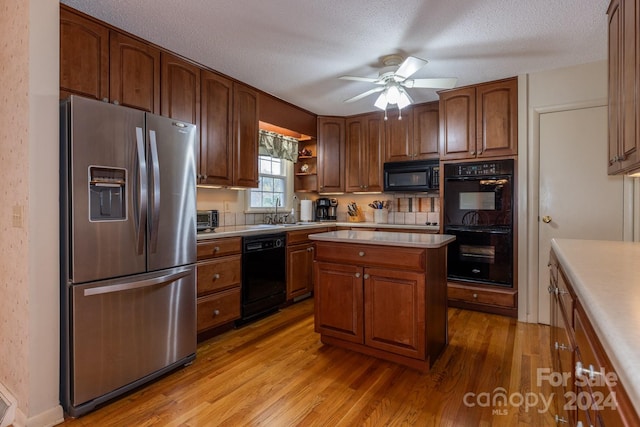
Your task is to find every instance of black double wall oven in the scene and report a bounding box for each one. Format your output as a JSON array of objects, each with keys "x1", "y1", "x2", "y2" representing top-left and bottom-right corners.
[{"x1": 443, "y1": 159, "x2": 514, "y2": 287}]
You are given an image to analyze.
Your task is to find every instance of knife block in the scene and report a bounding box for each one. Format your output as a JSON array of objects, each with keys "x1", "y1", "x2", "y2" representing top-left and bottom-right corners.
[{"x1": 348, "y1": 207, "x2": 365, "y2": 222}]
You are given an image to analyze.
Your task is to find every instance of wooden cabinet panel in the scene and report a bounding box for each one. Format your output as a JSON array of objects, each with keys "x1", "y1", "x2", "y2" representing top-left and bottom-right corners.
[
  {"x1": 233, "y1": 83, "x2": 259, "y2": 188},
  {"x1": 60, "y1": 7, "x2": 109, "y2": 101},
  {"x1": 200, "y1": 70, "x2": 234, "y2": 186},
  {"x1": 317, "y1": 117, "x2": 346, "y2": 193},
  {"x1": 364, "y1": 267, "x2": 425, "y2": 359},
  {"x1": 345, "y1": 112, "x2": 384, "y2": 192},
  {"x1": 109, "y1": 31, "x2": 160, "y2": 113},
  {"x1": 161, "y1": 52, "x2": 200, "y2": 125},
  {"x1": 197, "y1": 237, "x2": 241, "y2": 260},
  {"x1": 197, "y1": 255, "x2": 241, "y2": 296},
  {"x1": 439, "y1": 86, "x2": 476, "y2": 160},
  {"x1": 314, "y1": 261, "x2": 363, "y2": 343},
  {"x1": 476, "y1": 79, "x2": 518, "y2": 157},
  {"x1": 385, "y1": 108, "x2": 414, "y2": 162},
  {"x1": 286, "y1": 243, "x2": 314, "y2": 299},
  {"x1": 412, "y1": 102, "x2": 440, "y2": 160},
  {"x1": 197, "y1": 288, "x2": 241, "y2": 332}
]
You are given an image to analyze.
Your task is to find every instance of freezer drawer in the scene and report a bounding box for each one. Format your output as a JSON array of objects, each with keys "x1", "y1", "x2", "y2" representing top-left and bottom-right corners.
[{"x1": 69, "y1": 265, "x2": 196, "y2": 407}]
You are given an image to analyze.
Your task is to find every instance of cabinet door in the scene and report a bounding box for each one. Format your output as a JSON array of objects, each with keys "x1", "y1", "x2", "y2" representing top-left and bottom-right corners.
[
  {"x1": 109, "y1": 31, "x2": 160, "y2": 113},
  {"x1": 476, "y1": 78, "x2": 518, "y2": 157},
  {"x1": 439, "y1": 87, "x2": 476, "y2": 160},
  {"x1": 161, "y1": 52, "x2": 200, "y2": 125},
  {"x1": 60, "y1": 7, "x2": 109, "y2": 101},
  {"x1": 286, "y1": 243, "x2": 314, "y2": 300},
  {"x1": 412, "y1": 102, "x2": 440, "y2": 160},
  {"x1": 385, "y1": 108, "x2": 414, "y2": 162},
  {"x1": 619, "y1": 0, "x2": 640, "y2": 172},
  {"x1": 608, "y1": 0, "x2": 623, "y2": 173},
  {"x1": 317, "y1": 117, "x2": 346, "y2": 193},
  {"x1": 364, "y1": 267, "x2": 425, "y2": 359},
  {"x1": 233, "y1": 83, "x2": 259, "y2": 188},
  {"x1": 345, "y1": 113, "x2": 384, "y2": 192},
  {"x1": 314, "y1": 262, "x2": 363, "y2": 343},
  {"x1": 365, "y1": 113, "x2": 385, "y2": 192},
  {"x1": 200, "y1": 70, "x2": 233, "y2": 186},
  {"x1": 345, "y1": 117, "x2": 364, "y2": 192}
]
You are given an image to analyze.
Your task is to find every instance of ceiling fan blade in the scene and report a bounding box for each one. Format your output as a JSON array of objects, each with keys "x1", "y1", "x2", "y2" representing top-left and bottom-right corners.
[
  {"x1": 394, "y1": 56, "x2": 428, "y2": 80},
  {"x1": 339, "y1": 75, "x2": 382, "y2": 84},
  {"x1": 344, "y1": 87, "x2": 385, "y2": 103},
  {"x1": 404, "y1": 78, "x2": 458, "y2": 89}
]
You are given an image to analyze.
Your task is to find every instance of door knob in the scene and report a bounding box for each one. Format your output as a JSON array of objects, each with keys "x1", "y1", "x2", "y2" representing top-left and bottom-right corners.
[{"x1": 542, "y1": 216, "x2": 552, "y2": 223}]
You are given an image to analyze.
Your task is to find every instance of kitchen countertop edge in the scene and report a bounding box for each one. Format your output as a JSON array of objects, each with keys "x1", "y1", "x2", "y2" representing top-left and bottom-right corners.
[
  {"x1": 308, "y1": 230, "x2": 455, "y2": 249},
  {"x1": 551, "y1": 238, "x2": 640, "y2": 415}
]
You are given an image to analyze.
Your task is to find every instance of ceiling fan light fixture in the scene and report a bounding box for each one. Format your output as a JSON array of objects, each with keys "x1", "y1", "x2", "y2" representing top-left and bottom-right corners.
[
  {"x1": 374, "y1": 92, "x2": 388, "y2": 110},
  {"x1": 397, "y1": 90, "x2": 412, "y2": 110},
  {"x1": 386, "y1": 84, "x2": 401, "y2": 104}
]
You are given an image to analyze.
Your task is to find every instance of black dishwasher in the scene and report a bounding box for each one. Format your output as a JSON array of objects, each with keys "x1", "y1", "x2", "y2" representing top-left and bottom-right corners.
[{"x1": 239, "y1": 233, "x2": 286, "y2": 324}]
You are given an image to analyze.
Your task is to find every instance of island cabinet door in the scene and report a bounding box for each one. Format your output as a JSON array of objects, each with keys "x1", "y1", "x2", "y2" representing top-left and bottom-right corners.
[
  {"x1": 314, "y1": 261, "x2": 364, "y2": 343},
  {"x1": 364, "y1": 267, "x2": 426, "y2": 360}
]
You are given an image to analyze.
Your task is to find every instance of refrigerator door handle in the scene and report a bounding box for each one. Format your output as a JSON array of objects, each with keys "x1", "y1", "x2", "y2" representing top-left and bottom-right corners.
[
  {"x1": 135, "y1": 127, "x2": 148, "y2": 255},
  {"x1": 148, "y1": 129, "x2": 161, "y2": 253},
  {"x1": 83, "y1": 270, "x2": 191, "y2": 296}
]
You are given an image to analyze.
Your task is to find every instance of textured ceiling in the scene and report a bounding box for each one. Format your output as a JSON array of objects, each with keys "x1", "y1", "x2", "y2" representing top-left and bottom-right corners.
[{"x1": 60, "y1": 0, "x2": 610, "y2": 116}]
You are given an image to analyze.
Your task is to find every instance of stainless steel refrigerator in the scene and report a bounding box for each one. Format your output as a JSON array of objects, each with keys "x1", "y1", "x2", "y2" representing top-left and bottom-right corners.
[{"x1": 60, "y1": 96, "x2": 197, "y2": 417}]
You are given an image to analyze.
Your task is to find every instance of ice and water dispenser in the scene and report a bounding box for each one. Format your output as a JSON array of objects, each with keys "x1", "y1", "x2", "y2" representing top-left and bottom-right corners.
[{"x1": 89, "y1": 166, "x2": 127, "y2": 221}]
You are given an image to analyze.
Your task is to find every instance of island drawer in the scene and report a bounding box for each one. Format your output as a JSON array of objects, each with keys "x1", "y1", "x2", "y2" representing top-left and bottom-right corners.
[
  {"x1": 287, "y1": 227, "x2": 330, "y2": 245},
  {"x1": 197, "y1": 255, "x2": 241, "y2": 296},
  {"x1": 448, "y1": 283, "x2": 516, "y2": 308},
  {"x1": 197, "y1": 237, "x2": 242, "y2": 260},
  {"x1": 197, "y1": 287, "x2": 241, "y2": 331},
  {"x1": 315, "y1": 242, "x2": 425, "y2": 271}
]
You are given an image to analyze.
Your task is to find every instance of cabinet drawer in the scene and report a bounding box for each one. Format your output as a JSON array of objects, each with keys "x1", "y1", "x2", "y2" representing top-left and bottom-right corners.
[
  {"x1": 287, "y1": 227, "x2": 330, "y2": 245},
  {"x1": 197, "y1": 255, "x2": 241, "y2": 295},
  {"x1": 315, "y1": 242, "x2": 425, "y2": 271},
  {"x1": 197, "y1": 287, "x2": 241, "y2": 332},
  {"x1": 448, "y1": 283, "x2": 516, "y2": 308},
  {"x1": 197, "y1": 237, "x2": 241, "y2": 260}
]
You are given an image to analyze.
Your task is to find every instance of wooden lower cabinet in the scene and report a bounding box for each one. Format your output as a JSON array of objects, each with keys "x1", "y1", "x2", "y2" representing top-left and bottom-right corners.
[
  {"x1": 286, "y1": 227, "x2": 330, "y2": 301},
  {"x1": 196, "y1": 237, "x2": 242, "y2": 340},
  {"x1": 448, "y1": 281, "x2": 517, "y2": 318},
  {"x1": 314, "y1": 241, "x2": 447, "y2": 372},
  {"x1": 549, "y1": 249, "x2": 640, "y2": 426}
]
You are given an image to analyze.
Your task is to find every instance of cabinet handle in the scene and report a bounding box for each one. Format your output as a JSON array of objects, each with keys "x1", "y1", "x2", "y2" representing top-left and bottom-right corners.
[
  {"x1": 355, "y1": 272, "x2": 361, "y2": 278},
  {"x1": 213, "y1": 309, "x2": 220, "y2": 316},
  {"x1": 575, "y1": 361, "x2": 601, "y2": 380},
  {"x1": 547, "y1": 285, "x2": 555, "y2": 294},
  {"x1": 363, "y1": 274, "x2": 370, "y2": 279},
  {"x1": 213, "y1": 273, "x2": 220, "y2": 280},
  {"x1": 554, "y1": 341, "x2": 571, "y2": 351},
  {"x1": 358, "y1": 251, "x2": 365, "y2": 257}
]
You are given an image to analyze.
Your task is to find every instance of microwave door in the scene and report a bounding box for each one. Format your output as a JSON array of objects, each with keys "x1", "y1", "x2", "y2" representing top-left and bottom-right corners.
[{"x1": 64, "y1": 96, "x2": 147, "y2": 284}]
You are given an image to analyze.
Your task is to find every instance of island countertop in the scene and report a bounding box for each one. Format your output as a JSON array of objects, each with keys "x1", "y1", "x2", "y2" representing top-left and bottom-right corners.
[
  {"x1": 551, "y1": 238, "x2": 640, "y2": 415},
  {"x1": 308, "y1": 230, "x2": 455, "y2": 248}
]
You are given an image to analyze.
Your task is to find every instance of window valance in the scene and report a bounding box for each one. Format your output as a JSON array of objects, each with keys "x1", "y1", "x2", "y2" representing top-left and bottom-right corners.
[{"x1": 258, "y1": 129, "x2": 299, "y2": 162}]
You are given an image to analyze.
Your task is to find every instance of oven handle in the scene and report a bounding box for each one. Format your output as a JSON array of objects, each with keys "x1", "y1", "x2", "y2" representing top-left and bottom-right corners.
[{"x1": 445, "y1": 227, "x2": 511, "y2": 235}]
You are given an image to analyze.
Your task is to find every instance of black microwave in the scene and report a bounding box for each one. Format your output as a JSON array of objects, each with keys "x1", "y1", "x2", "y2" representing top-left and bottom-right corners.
[{"x1": 383, "y1": 160, "x2": 439, "y2": 192}]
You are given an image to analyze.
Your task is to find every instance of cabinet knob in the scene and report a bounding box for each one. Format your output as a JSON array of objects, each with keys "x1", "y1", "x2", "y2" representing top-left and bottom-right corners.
[
  {"x1": 555, "y1": 415, "x2": 568, "y2": 424},
  {"x1": 213, "y1": 309, "x2": 220, "y2": 316},
  {"x1": 542, "y1": 215, "x2": 552, "y2": 224},
  {"x1": 113, "y1": 100, "x2": 120, "y2": 105},
  {"x1": 363, "y1": 274, "x2": 370, "y2": 279},
  {"x1": 214, "y1": 246, "x2": 220, "y2": 252},
  {"x1": 307, "y1": 247, "x2": 313, "y2": 252},
  {"x1": 554, "y1": 341, "x2": 570, "y2": 351},
  {"x1": 472, "y1": 293, "x2": 478, "y2": 299},
  {"x1": 358, "y1": 251, "x2": 365, "y2": 257},
  {"x1": 203, "y1": 174, "x2": 208, "y2": 180},
  {"x1": 213, "y1": 273, "x2": 220, "y2": 280},
  {"x1": 355, "y1": 272, "x2": 361, "y2": 278},
  {"x1": 470, "y1": 150, "x2": 476, "y2": 155},
  {"x1": 102, "y1": 98, "x2": 109, "y2": 103},
  {"x1": 547, "y1": 285, "x2": 555, "y2": 294}
]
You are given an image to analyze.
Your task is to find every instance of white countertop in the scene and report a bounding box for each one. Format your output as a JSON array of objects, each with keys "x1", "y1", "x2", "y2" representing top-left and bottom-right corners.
[
  {"x1": 551, "y1": 238, "x2": 640, "y2": 414},
  {"x1": 197, "y1": 221, "x2": 440, "y2": 240},
  {"x1": 308, "y1": 230, "x2": 455, "y2": 248}
]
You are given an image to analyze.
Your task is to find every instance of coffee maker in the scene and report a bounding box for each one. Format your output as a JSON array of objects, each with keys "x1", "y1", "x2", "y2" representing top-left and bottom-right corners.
[{"x1": 315, "y1": 197, "x2": 337, "y2": 221}]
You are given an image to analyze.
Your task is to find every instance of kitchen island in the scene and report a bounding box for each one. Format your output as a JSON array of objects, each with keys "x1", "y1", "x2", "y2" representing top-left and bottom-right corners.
[{"x1": 309, "y1": 230, "x2": 455, "y2": 372}]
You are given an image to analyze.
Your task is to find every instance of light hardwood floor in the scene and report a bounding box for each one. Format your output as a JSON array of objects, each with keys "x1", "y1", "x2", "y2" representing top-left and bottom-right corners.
[{"x1": 60, "y1": 299, "x2": 555, "y2": 426}]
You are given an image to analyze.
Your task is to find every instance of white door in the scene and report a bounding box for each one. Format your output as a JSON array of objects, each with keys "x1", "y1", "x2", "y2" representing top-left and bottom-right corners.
[{"x1": 538, "y1": 106, "x2": 624, "y2": 324}]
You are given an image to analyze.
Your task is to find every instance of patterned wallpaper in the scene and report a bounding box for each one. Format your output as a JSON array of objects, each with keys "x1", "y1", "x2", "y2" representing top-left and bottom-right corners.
[{"x1": 0, "y1": 0, "x2": 31, "y2": 411}]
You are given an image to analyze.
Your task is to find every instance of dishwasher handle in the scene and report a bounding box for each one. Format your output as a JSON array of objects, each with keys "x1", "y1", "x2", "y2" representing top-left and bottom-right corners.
[{"x1": 83, "y1": 270, "x2": 191, "y2": 296}]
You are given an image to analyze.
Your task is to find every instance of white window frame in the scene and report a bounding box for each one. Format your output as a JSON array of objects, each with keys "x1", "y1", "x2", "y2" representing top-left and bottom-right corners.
[{"x1": 246, "y1": 155, "x2": 294, "y2": 213}]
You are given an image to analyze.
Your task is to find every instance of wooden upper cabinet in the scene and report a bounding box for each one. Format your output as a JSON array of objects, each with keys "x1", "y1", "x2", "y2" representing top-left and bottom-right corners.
[
  {"x1": 439, "y1": 87, "x2": 476, "y2": 160},
  {"x1": 412, "y1": 102, "x2": 440, "y2": 160},
  {"x1": 476, "y1": 78, "x2": 518, "y2": 158},
  {"x1": 200, "y1": 70, "x2": 234, "y2": 186},
  {"x1": 317, "y1": 117, "x2": 346, "y2": 193},
  {"x1": 608, "y1": 0, "x2": 640, "y2": 174},
  {"x1": 109, "y1": 31, "x2": 160, "y2": 114},
  {"x1": 384, "y1": 108, "x2": 414, "y2": 162},
  {"x1": 161, "y1": 52, "x2": 200, "y2": 125},
  {"x1": 233, "y1": 83, "x2": 259, "y2": 188},
  {"x1": 60, "y1": 7, "x2": 109, "y2": 101},
  {"x1": 440, "y1": 78, "x2": 517, "y2": 160},
  {"x1": 345, "y1": 112, "x2": 384, "y2": 192}
]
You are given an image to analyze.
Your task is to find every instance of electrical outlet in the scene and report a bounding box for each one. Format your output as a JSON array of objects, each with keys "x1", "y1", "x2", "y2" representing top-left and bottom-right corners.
[{"x1": 224, "y1": 201, "x2": 231, "y2": 212}]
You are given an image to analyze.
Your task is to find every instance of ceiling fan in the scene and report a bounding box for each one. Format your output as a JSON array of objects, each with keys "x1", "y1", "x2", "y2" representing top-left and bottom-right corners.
[{"x1": 340, "y1": 54, "x2": 457, "y2": 119}]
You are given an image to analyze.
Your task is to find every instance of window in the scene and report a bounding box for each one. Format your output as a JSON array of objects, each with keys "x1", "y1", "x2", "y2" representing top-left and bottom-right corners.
[{"x1": 248, "y1": 156, "x2": 292, "y2": 210}]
